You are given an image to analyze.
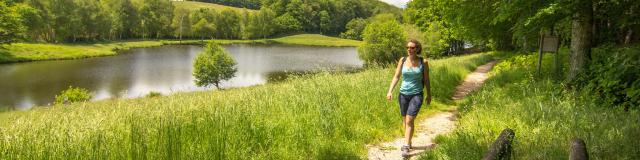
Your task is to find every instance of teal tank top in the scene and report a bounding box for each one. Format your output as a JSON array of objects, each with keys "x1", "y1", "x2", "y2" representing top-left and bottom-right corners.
[{"x1": 399, "y1": 58, "x2": 424, "y2": 95}]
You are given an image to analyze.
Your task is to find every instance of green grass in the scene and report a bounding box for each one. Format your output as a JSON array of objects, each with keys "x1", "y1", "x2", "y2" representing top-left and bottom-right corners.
[
  {"x1": 270, "y1": 34, "x2": 364, "y2": 47},
  {"x1": 0, "y1": 34, "x2": 362, "y2": 64},
  {"x1": 0, "y1": 41, "x2": 165, "y2": 63},
  {"x1": 165, "y1": 34, "x2": 364, "y2": 47},
  {"x1": 172, "y1": 1, "x2": 257, "y2": 13},
  {"x1": 419, "y1": 51, "x2": 640, "y2": 159},
  {"x1": 0, "y1": 52, "x2": 494, "y2": 159}
]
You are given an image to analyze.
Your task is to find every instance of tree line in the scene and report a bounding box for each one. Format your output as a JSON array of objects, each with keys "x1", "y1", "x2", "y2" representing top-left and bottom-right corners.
[
  {"x1": 403, "y1": 0, "x2": 639, "y2": 109},
  {"x1": 192, "y1": 0, "x2": 262, "y2": 10},
  {"x1": 0, "y1": 0, "x2": 400, "y2": 44},
  {"x1": 404, "y1": 0, "x2": 639, "y2": 56}
]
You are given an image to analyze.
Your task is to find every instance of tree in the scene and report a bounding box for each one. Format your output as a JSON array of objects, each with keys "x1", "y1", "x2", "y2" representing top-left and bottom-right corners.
[
  {"x1": 192, "y1": 18, "x2": 215, "y2": 43},
  {"x1": 358, "y1": 19, "x2": 406, "y2": 65},
  {"x1": 319, "y1": 10, "x2": 331, "y2": 35},
  {"x1": 193, "y1": 43, "x2": 238, "y2": 89},
  {"x1": 189, "y1": 8, "x2": 217, "y2": 39},
  {"x1": 216, "y1": 9, "x2": 241, "y2": 39},
  {"x1": 339, "y1": 18, "x2": 367, "y2": 40},
  {"x1": 0, "y1": 1, "x2": 27, "y2": 45},
  {"x1": 243, "y1": 7, "x2": 276, "y2": 39},
  {"x1": 256, "y1": 7, "x2": 276, "y2": 39},
  {"x1": 274, "y1": 13, "x2": 302, "y2": 34},
  {"x1": 172, "y1": 7, "x2": 191, "y2": 41},
  {"x1": 568, "y1": 0, "x2": 593, "y2": 82}
]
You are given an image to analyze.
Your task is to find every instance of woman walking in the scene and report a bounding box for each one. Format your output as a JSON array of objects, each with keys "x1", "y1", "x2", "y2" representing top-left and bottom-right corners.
[{"x1": 385, "y1": 39, "x2": 432, "y2": 158}]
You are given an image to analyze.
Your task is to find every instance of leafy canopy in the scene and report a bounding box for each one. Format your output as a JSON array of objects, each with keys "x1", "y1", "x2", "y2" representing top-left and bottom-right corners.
[{"x1": 193, "y1": 43, "x2": 238, "y2": 89}]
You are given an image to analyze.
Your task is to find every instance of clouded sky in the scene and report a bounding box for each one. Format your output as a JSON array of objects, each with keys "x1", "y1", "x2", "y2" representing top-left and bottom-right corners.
[{"x1": 379, "y1": 0, "x2": 411, "y2": 8}]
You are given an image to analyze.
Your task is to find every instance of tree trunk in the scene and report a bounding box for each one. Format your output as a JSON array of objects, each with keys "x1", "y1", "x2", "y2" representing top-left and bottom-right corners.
[
  {"x1": 625, "y1": 29, "x2": 633, "y2": 44},
  {"x1": 568, "y1": 0, "x2": 593, "y2": 82}
]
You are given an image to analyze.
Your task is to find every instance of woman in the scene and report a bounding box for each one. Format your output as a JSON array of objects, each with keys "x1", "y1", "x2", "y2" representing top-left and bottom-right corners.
[{"x1": 385, "y1": 39, "x2": 432, "y2": 157}]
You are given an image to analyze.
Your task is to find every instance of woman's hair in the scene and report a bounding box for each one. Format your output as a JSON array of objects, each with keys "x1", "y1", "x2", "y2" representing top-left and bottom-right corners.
[{"x1": 408, "y1": 39, "x2": 422, "y2": 55}]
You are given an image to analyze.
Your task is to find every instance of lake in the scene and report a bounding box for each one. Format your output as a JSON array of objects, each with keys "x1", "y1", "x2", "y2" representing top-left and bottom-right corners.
[{"x1": 0, "y1": 44, "x2": 362, "y2": 110}]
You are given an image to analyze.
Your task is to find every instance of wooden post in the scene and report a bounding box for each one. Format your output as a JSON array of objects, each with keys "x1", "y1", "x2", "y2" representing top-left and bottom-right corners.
[
  {"x1": 570, "y1": 138, "x2": 588, "y2": 160},
  {"x1": 537, "y1": 34, "x2": 544, "y2": 76},
  {"x1": 483, "y1": 128, "x2": 515, "y2": 160},
  {"x1": 554, "y1": 35, "x2": 561, "y2": 79}
]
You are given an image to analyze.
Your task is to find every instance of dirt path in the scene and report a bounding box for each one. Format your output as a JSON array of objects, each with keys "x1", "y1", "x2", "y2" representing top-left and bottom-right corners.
[{"x1": 367, "y1": 60, "x2": 498, "y2": 160}]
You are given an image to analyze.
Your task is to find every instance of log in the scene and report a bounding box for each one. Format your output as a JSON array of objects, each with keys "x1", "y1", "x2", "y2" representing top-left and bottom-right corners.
[
  {"x1": 570, "y1": 138, "x2": 588, "y2": 160},
  {"x1": 483, "y1": 128, "x2": 515, "y2": 160}
]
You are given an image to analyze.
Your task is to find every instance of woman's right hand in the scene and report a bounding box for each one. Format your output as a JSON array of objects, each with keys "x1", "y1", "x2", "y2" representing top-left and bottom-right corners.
[{"x1": 386, "y1": 92, "x2": 392, "y2": 101}]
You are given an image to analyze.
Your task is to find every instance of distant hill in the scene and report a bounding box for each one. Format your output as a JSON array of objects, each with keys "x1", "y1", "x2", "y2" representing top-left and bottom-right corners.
[{"x1": 172, "y1": 1, "x2": 256, "y2": 13}]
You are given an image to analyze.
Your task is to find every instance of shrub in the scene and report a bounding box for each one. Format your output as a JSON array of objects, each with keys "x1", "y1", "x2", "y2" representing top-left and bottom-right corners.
[
  {"x1": 358, "y1": 18, "x2": 406, "y2": 66},
  {"x1": 193, "y1": 43, "x2": 237, "y2": 89},
  {"x1": 576, "y1": 44, "x2": 640, "y2": 110},
  {"x1": 54, "y1": 86, "x2": 92, "y2": 105},
  {"x1": 146, "y1": 91, "x2": 162, "y2": 98}
]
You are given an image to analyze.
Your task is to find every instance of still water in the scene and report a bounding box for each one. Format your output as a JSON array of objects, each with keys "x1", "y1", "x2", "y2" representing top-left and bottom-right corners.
[{"x1": 0, "y1": 44, "x2": 362, "y2": 110}]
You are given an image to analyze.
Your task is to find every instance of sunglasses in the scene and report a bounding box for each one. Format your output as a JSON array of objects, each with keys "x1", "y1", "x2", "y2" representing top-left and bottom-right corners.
[{"x1": 406, "y1": 46, "x2": 416, "y2": 49}]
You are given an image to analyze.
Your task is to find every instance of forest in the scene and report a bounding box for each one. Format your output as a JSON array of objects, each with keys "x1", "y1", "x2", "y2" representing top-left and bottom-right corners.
[{"x1": 0, "y1": 0, "x2": 400, "y2": 43}]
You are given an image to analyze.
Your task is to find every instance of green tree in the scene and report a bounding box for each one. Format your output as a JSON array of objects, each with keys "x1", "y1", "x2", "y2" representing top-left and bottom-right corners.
[
  {"x1": 286, "y1": 0, "x2": 316, "y2": 32},
  {"x1": 358, "y1": 19, "x2": 406, "y2": 65},
  {"x1": 189, "y1": 8, "x2": 217, "y2": 39},
  {"x1": 339, "y1": 18, "x2": 367, "y2": 40},
  {"x1": 192, "y1": 18, "x2": 215, "y2": 43},
  {"x1": 216, "y1": 9, "x2": 241, "y2": 39},
  {"x1": 319, "y1": 10, "x2": 331, "y2": 35},
  {"x1": 102, "y1": 0, "x2": 137, "y2": 40},
  {"x1": 0, "y1": 1, "x2": 27, "y2": 45},
  {"x1": 274, "y1": 13, "x2": 301, "y2": 34},
  {"x1": 243, "y1": 7, "x2": 275, "y2": 39},
  {"x1": 193, "y1": 43, "x2": 238, "y2": 89},
  {"x1": 172, "y1": 7, "x2": 191, "y2": 41}
]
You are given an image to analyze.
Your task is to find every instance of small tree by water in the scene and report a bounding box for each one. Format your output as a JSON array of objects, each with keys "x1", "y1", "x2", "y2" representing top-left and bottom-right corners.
[
  {"x1": 193, "y1": 43, "x2": 237, "y2": 89},
  {"x1": 358, "y1": 15, "x2": 407, "y2": 66}
]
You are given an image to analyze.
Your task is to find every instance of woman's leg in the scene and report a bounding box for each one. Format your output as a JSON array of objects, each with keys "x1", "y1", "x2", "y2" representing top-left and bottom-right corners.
[
  {"x1": 404, "y1": 115, "x2": 415, "y2": 146},
  {"x1": 404, "y1": 93, "x2": 423, "y2": 147}
]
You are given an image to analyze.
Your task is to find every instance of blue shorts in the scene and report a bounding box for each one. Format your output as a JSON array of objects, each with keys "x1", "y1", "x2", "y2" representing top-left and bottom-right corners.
[{"x1": 398, "y1": 93, "x2": 423, "y2": 116}]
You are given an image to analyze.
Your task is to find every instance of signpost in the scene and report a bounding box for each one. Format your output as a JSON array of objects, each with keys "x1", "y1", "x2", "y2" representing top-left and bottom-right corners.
[{"x1": 537, "y1": 34, "x2": 561, "y2": 77}]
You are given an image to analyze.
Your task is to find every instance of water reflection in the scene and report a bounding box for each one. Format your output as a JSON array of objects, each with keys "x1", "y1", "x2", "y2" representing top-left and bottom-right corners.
[{"x1": 0, "y1": 44, "x2": 362, "y2": 110}]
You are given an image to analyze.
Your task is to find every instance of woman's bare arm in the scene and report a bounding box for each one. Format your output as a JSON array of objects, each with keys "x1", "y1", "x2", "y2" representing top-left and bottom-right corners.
[
  {"x1": 386, "y1": 57, "x2": 404, "y2": 100},
  {"x1": 423, "y1": 59, "x2": 432, "y2": 104}
]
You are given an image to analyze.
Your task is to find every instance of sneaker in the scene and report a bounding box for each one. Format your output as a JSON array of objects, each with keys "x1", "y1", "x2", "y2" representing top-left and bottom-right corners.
[{"x1": 401, "y1": 145, "x2": 410, "y2": 158}]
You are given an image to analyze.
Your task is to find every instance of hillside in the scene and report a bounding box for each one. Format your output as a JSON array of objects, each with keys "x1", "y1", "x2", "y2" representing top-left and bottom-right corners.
[{"x1": 172, "y1": 1, "x2": 256, "y2": 13}]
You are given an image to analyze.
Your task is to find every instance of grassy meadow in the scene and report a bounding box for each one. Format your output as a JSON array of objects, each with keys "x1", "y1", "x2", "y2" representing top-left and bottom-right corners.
[
  {"x1": 0, "y1": 34, "x2": 362, "y2": 64},
  {"x1": 172, "y1": 1, "x2": 257, "y2": 13},
  {"x1": 0, "y1": 53, "x2": 494, "y2": 159},
  {"x1": 419, "y1": 51, "x2": 640, "y2": 159}
]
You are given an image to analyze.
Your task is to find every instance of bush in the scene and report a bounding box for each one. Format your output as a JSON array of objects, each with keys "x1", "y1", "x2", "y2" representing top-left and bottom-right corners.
[
  {"x1": 193, "y1": 43, "x2": 237, "y2": 89},
  {"x1": 54, "y1": 86, "x2": 92, "y2": 105},
  {"x1": 576, "y1": 44, "x2": 640, "y2": 110},
  {"x1": 358, "y1": 18, "x2": 406, "y2": 66},
  {"x1": 146, "y1": 91, "x2": 162, "y2": 98}
]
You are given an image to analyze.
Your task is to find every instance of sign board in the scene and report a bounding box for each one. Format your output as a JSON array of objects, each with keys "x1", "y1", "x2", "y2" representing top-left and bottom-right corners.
[{"x1": 542, "y1": 36, "x2": 559, "y2": 52}]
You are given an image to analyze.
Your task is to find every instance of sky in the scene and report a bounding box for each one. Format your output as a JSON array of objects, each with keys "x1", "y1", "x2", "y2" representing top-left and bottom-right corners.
[{"x1": 379, "y1": 0, "x2": 411, "y2": 8}]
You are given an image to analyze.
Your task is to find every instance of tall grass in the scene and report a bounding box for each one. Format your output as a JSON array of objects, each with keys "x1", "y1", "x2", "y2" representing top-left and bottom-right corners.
[
  {"x1": 419, "y1": 51, "x2": 640, "y2": 159},
  {"x1": 0, "y1": 53, "x2": 494, "y2": 159}
]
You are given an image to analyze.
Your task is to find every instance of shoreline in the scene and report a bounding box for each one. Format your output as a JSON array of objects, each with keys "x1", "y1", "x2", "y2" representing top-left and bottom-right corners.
[{"x1": 0, "y1": 34, "x2": 363, "y2": 64}]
